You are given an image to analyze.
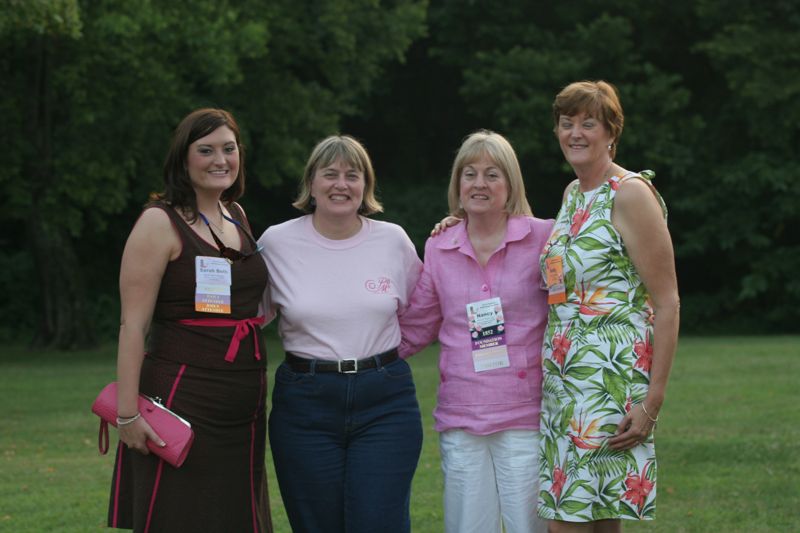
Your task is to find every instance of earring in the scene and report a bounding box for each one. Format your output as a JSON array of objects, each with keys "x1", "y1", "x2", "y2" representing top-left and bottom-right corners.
[
  {"x1": 310, "y1": 197, "x2": 316, "y2": 207},
  {"x1": 607, "y1": 143, "x2": 613, "y2": 150}
]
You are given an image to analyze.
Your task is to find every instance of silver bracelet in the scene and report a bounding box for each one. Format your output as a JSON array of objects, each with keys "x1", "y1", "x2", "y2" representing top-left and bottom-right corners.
[{"x1": 117, "y1": 412, "x2": 142, "y2": 426}]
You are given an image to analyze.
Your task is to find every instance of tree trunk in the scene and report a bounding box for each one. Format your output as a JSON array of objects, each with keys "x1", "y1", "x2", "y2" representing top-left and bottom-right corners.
[
  {"x1": 26, "y1": 33, "x2": 95, "y2": 349},
  {"x1": 28, "y1": 213, "x2": 96, "y2": 349}
]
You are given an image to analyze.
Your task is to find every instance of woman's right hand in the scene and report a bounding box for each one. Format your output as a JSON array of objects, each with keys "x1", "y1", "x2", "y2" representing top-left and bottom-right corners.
[
  {"x1": 430, "y1": 215, "x2": 462, "y2": 236},
  {"x1": 118, "y1": 417, "x2": 165, "y2": 454}
]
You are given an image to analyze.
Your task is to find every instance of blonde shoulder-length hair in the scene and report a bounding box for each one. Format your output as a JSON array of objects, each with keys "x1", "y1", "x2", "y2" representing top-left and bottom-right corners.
[
  {"x1": 292, "y1": 135, "x2": 383, "y2": 215},
  {"x1": 447, "y1": 130, "x2": 533, "y2": 218}
]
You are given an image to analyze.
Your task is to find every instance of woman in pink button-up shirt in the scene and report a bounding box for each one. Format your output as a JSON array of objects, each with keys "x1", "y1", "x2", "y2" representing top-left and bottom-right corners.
[{"x1": 400, "y1": 130, "x2": 553, "y2": 533}]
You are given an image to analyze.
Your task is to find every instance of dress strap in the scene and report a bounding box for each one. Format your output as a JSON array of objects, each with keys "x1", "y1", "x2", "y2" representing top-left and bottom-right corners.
[
  {"x1": 146, "y1": 200, "x2": 210, "y2": 253},
  {"x1": 616, "y1": 170, "x2": 667, "y2": 218}
]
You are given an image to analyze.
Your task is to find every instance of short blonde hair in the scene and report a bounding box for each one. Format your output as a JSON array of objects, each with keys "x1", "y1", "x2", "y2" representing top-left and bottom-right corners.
[
  {"x1": 293, "y1": 135, "x2": 383, "y2": 215},
  {"x1": 447, "y1": 130, "x2": 533, "y2": 217},
  {"x1": 552, "y1": 80, "x2": 624, "y2": 159}
]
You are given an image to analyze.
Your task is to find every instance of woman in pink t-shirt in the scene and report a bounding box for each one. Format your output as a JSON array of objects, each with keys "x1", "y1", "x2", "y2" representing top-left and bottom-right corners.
[
  {"x1": 258, "y1": 135, "x2": 423, "y2": 533},
  {"x1": 400, "y1": 131, "x2": 553, "y2": 533}
]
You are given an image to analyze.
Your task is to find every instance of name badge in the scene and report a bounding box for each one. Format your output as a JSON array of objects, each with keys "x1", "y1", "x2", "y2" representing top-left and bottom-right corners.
[
  {"x1": 195, "y1": 256, "x2": 232, "y2": 314},
  {"x1": 545, "y1": 255, "x2": 567, "y2": 305},
  {"x1": 467, "y1": 297, "x2": 510, "y2": 372}
]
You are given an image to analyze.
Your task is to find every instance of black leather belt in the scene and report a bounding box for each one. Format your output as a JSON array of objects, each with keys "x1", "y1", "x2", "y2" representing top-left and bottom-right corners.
[{"x1": 284, "y1": 349, "x2": 399, "y2": 374}]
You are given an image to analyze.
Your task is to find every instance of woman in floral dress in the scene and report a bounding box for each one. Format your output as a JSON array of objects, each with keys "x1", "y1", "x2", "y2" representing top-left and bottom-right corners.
[{"x1": 537, "y1": 81, "x2": 680, "y2": 532}]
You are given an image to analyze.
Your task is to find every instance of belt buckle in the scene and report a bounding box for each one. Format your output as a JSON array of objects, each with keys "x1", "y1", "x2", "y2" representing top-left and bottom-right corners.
[{"x1": 338, "y1": 358, "x2": 358, "y2": 373}]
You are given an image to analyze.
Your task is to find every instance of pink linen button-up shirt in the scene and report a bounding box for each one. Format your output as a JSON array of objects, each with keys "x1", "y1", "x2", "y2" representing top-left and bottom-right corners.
[{"x1": 399, "y1": 215, "x2": 553, "y2": 435}]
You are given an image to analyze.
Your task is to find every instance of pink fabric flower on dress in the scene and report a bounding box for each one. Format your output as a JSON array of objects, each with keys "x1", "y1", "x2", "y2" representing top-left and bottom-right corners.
[
  {"x1": 623, "y1": 471, "x2": 654, "y2": 508},
  {"x1": 633, "y1": 331, "x2": 654, "y2": 373},
  {"x1": 551, "y1": 330, "x2": 571, "y2": 368},
  {"x1": 569, "y1": 198, "x2": 595, "y2": 237},
  {"x1": 552, "y1": 464, "x2": 567, "y2": 500}
]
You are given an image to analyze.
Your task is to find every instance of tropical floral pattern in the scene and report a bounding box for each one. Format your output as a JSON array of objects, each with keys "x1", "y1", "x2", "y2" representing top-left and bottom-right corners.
[{"x1": 537, "y1": 172, "x2": 666, "y2": 522}]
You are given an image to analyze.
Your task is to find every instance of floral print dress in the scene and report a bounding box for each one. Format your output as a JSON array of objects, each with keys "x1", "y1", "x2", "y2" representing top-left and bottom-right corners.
[{"x1": 537, "y1": 172, "x2": 667, "y2": 522}]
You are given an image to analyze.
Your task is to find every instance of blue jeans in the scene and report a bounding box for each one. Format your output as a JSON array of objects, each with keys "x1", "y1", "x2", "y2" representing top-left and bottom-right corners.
[{"x1": 269, "y1": 356, "x2": 423, "y2": 533}]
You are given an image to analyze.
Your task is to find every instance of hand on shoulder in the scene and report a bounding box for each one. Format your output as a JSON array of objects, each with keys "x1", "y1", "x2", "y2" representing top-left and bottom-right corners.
[{"x1": 430, "y1": 215, "x2": 462, "y2": 237}]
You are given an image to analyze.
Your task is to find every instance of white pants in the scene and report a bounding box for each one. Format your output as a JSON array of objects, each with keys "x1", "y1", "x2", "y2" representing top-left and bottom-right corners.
[{"x1": 440, "y1": 429, "x2": 546, "y2": 533}]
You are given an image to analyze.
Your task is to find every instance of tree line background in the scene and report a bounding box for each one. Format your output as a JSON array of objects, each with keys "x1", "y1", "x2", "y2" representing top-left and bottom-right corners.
[{"x1": 1, "y1": 0, "x2": 797, "y2": 349}]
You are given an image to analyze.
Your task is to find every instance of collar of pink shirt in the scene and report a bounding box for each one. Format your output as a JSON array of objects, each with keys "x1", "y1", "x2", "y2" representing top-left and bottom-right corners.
[{"x1": 433, "y1": 215, "x2": 535, "y2": 257}]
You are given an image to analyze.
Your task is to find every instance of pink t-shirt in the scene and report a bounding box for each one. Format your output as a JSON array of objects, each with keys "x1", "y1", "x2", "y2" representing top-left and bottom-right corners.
[
  {"x1": 399, "y1": 216, "x2": 553, "y2": 435},
  {"x1": 258, "y1": 215, "x2": 422, "y2": 361}
]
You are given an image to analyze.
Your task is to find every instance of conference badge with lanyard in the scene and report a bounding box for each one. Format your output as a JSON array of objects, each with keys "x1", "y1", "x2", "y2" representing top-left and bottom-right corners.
[
  {"x1": 544, "y1": 178, "x2": 610, "y2": 305},
  {"x1": 545, "y1": 256, "x2": 567, "y2": 304},
  {"x1": 467, "y1": 297, "x2": 510, "y2": 372},
  {"x1": 195, "y1": 256, "x2": 232, "y2": 314}
]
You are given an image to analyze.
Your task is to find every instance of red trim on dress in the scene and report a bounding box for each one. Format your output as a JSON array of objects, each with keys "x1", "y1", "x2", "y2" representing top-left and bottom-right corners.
[
  {"x1": 143, "y1": 363, "x2": 187, "y2": 533},
  {"x1": 249, "y1": 369, "x2": 266, "y2": 532},
  {"x1": 178, "y1": 316, "x2": 266, "y2": 362},
  {"x1": 144, "y1": 461, "x2": 165, "y2": 533}
]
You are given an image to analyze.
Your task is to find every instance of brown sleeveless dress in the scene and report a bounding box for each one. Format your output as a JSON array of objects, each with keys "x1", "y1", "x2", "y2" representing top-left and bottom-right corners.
[{"x1": 107, "y1": 202, "x2": 272, "y2": 533}]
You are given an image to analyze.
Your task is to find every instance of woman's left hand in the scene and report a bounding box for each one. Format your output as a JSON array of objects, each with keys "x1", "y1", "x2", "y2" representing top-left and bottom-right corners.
[{"x1": 607, "y1": 403, "x2": 656, "y2": 450}]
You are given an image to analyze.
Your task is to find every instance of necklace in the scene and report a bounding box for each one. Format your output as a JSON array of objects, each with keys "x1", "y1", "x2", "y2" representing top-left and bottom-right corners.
[
  {"x1": 201, "y1": 204, "x2": 226, "y2": 235},
  {"x1": 578, "y1": 162, "x2": 615, "y2": 193}
]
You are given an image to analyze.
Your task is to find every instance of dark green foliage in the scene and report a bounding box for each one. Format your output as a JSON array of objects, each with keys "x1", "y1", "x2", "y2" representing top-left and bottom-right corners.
[
  {"x1": 349, "y1": 0, "x2": 799, "y2": 332},
  {"x1": 0, "y1": 0, "x2": 796, "y2": 345},
  {"x1": 0, "y1": 0, "x2": 427, "y2": 346}
]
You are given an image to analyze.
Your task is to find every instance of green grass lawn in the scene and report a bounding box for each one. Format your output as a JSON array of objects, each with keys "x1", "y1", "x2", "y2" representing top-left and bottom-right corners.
[{"x1": 1, "y1": 336, "x2": 798, "y2": 532}]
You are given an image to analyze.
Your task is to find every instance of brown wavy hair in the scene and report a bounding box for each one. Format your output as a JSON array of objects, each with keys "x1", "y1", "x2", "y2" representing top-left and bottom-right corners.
[
  {"x1": 552, "y1": 80, "x2": 624, "y2": 159},
  {"x1": 151, "y1": 108, "x2": 245, "y2": 221}
]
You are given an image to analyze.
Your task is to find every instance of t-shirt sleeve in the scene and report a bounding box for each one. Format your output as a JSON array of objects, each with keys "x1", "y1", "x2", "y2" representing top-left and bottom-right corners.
[
  {"x1": 394, "y1": 225, "x2": 423, "y2": 312},
  {"x1": 256, "y1": 228, "x2": 277, "y2": 325}
]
